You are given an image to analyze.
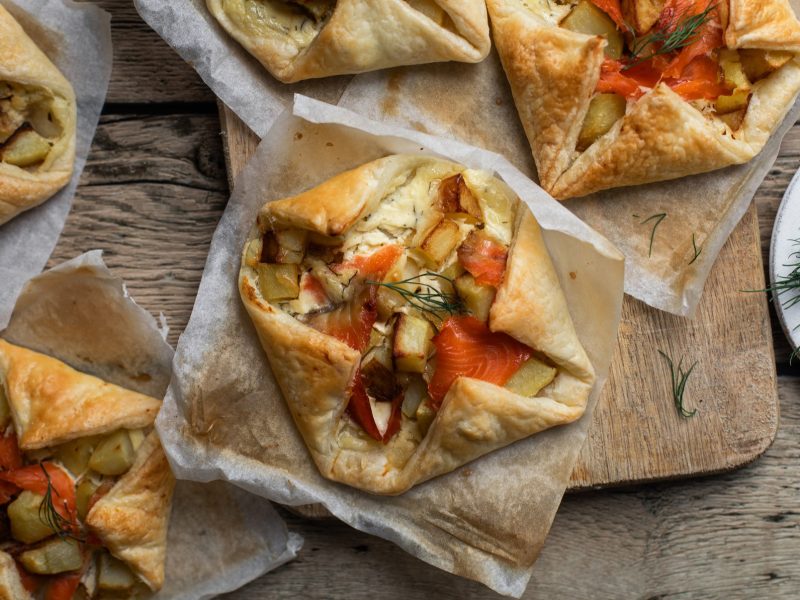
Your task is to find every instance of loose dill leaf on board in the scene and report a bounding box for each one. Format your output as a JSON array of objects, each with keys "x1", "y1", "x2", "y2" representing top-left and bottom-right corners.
[{"x1": 658, "y1": 350, "x2": 698, "y2": 418}]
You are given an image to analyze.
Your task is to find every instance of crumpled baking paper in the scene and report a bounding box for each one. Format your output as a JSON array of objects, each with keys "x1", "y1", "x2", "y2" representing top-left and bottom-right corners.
[
  {"x1": 133, "y1": 0, "x2": 351, "y2": 137},
  {"x1": 0, "y1": 0, "x2": 111, "y2": 330},
  {"x1": 1, "y1": 251, "x2": 302, "y2": 599},
  {"x1": 157, "y1": 96, "x2": 625, "y2": 598},
  {"x1": 337, "y1": 42, "x2": 800, "y2": 317}
]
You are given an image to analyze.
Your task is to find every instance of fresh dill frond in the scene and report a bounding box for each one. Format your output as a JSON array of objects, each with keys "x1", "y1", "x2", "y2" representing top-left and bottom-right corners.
[
  {"x1": 624, "y1": 3, "x2": 716, "y2": 70},
  {"x1": 38, "y1": 463, "x2": 81, "y2": 541},
  {"x1": 658, "y1": 350, "x2": 698, "y2": 418},
  {"x1": 367, "y1": 273, "x2": 463, "y2": 319},
  {"x1": 642, "y1": 213, "x2": 667, "y2": 258},
  {"x1": 689, "y1": 233, "x2": 703, "y2": 265}
]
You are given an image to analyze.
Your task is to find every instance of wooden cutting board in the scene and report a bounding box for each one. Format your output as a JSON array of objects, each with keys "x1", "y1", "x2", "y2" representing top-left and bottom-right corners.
[{"x1": 218, "y1": 104, "x2": 779, "y2": 513}]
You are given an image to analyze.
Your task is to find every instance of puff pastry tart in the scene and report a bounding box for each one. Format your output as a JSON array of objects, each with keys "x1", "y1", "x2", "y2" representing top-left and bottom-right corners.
[
  {"x1": 0, "y1": 5, "x2": 77, "y2": 226},
  {"x1": 205, "y1": 0, "x2": 491, "y2": 83},
  {"x1": 239, "y1": 155, "x2": 595, "y2": 495},
  {"x1": 486, "y1": 0, "x2": 800, "y2": 199},
  {"x1": 0, "y1": 340, "x2": 175, "y2": 599}
]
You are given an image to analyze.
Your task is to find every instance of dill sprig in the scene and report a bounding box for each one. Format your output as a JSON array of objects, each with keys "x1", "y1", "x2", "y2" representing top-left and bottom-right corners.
[
  {"x1": 38, "y1": 464, "x2": 82, "y2": 541},
  {"x1": 624, "y1": 3, "x2": 716, "y2": 70},
  {"x1": 689, "y1": 233, "x2": 703, "y2": 265},
  {"x1": 367, "y1": 273, "x2": 463, "y2": 318},
  {"x1": 642, "y1": 213, "x2": 667, "y2": 258},
  {"x1": 658, "y1": 350, "x2": 698, "y2": 418}
]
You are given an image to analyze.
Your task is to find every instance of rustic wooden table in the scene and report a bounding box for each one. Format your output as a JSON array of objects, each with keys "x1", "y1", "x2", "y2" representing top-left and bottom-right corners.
[{"x1": 50, "y1": 2, "x2": 800, "y2": 598}]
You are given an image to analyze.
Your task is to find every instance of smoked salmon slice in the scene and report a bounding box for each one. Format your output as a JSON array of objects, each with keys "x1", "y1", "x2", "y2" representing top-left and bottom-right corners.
[
  {"x1": 428, "y1": 316, "x2": 533, "y2": 407},
  {"x1": 457, "y1": 232, "x2": 508, "y2": 287},
  {"x1": 337, "y1": 245, "x2": 403, "y2": 281},
  {"x1": 306, "y1": 287, "x2": 377, "y2": 352}
]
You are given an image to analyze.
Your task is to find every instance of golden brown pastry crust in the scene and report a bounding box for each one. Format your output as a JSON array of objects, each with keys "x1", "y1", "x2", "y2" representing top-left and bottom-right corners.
[
  {"x1": 0, "y1": 5, "x2": 76, "y2": 225},
  {"x1": 206, "y1": 0, "x2": 491, "y2": 83},
  {"x1": 0, "y1": 552, "x2": 32, "y2": 600},
  {"x1": 0, "y1": 339, "x2": 162, "y2": 451},
  {"x1": 239, "y1": 155, "x2": 595, "y2": 495},
  {"x1": 86, "y1": 432, "x2": 176, "y2": 591},
  {"x1": 487, "y1": 0, "x2": 800, "y2": 199}
]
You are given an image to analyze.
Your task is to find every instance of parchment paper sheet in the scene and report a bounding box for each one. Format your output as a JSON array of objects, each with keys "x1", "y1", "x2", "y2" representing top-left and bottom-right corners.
[
  {"x1": 1, "y1": 251, "x2": 302, "y2": 599},
  {"x1": 0, "y1": 0, "x2": 111, "y2": 329},
  {"x1": 338, "y1": 40, "x2": 800, "y2": 317},
  {"x1": 133, "y1": 0, "x2": 351, "y2": 137},
  {"x1": 157, "y1": 96, "x2": 625, "y2": 598}
]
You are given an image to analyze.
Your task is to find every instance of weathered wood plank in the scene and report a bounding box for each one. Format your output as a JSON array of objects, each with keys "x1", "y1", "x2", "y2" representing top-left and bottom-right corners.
[{"x1": 223, "y1": 377, "x2": 800, "y2": 599}]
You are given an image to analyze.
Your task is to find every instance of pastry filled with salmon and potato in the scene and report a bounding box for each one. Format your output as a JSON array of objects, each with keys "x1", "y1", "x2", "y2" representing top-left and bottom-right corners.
[
  {"x1": 0, "y1": 340, "x2": 175, "y2": 599},
  {"x1": 239, "y1": 154, "x2": 595, "y2": 495},
  {"x1": 487, "y1": 0, "x2": 800, "y2": 199}
]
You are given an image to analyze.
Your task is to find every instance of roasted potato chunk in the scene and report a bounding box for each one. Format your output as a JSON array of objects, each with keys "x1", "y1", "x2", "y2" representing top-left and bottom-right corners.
[
  {"x1": 417, "y1": 219, "x2": 462, "y2": 268},
  {"x1": 562, "y1": 0, "x2": 623, "y2": 59},
  {"x1": 274, "y1": 229, "x2": 307, "y2": 264},
  {"x1": 8, "y1": 491, "x2": 52, "y2": 544},
  {"x1": 436, "y1": 174, "x2": 482, "y2": 218},
  {"x1": 76, "y1": 478, "x2": 101, "y2": 521},
  {"x1": 361, "y1": 344, "x2": 398, "y2": 402},
  {"x1": 455, "y1": 273, "x2": 496, "y2": 323},
  {"x1": 54, "y1": 437, "x2": 97, "y2": 477},
  {"x1": 20, "y1": 538, "x2": 83, "y2": 575},
  {"x1": 257, "y1": 263, "x2": 301, "y2": 302},
  {"x1": 393, "y1": 314, "x2": 434, "y2": 373},
  {"x1": 89, "y1": 430, "x2": 134, "y2": 476},
  {"x1": 505, "y1": 357, "x2": 558, "y2": 397},
  {"x1": 622, "y1": 0, "x2": 664, "y2": 34},
  {"x1": 739, "y1": 49, "x2": 794, "y2": 82},
  {"x1": 1, "y1": 128, "x2": 51, "y2": 167},
  {"x1": 577, "y1": 93, "x2": 626, "y2": 151},
  {"x1": 98, "y1": 552, "x2": 137, "y2": 592}
]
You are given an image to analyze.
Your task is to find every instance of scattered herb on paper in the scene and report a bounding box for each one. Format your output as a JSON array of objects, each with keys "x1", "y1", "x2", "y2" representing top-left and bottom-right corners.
[
  {"x1": 368, "y1": 273, "x2": 463, "y2": 319},
  {"x1": 658, "y1": 350, "x2": 698, "y2": 418},
  {"x1": 689, "y1": 233, "x2": 703, "y2": 265},
  {"x1": 642, "y1": 213, "x2": 667, "y2": 257},
  {"x1": 625, "y1": 3, "x2": 717, "y2": 70}
]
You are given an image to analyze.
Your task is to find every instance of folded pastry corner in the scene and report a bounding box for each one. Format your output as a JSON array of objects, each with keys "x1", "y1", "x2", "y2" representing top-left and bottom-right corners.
[
  {"x1": 487, "y1": 0, "x2": 800, "y2": 199},
  {"x1": 206, "y1": 0, "x2": 491, "y2": 83},
  {"x1": 0, "y1": 340, "x2": 174, "y2": 598},
  {"x1": 0, "y1": 5, "x2": 77, "y2": 225},
  {"x1": 239, "y1": 154, "x2": 595, "y2": 495}
]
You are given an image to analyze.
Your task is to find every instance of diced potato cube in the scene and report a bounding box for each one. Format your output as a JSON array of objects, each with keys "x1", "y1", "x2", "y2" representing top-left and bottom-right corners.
[
  {"x1": 719, "y1": 50, "x2": 751, "y2": 92},
  {"x1": 98, "y1": 552, "x2": 136, "y2": 592},
  {"x1": 244, "y1": 237, "x2": 262, "y2": 269},
  {"x1": 274, "y1": 229, "x2": 307, "y2": 264},
  {"x1": 505, "y1": 357, "x2": 558, "y2": 397},
  {"x1": 439, "y1": 261, "x2": 465, "y2": 283},
  {"x1": 413, "y1": 209, "x2": 445, "y2": 248},
  {"x1": 361, "y1": 345, "x2": 398, "y2": 402},
  {"x1": 716, "y1": 90, "x2": 750, "y2": 115},
  {"x1": 621, "y1": 0, "x2": 664, "y2": 34},
  {"x1": 54, "y1": 437, "x2": 97, "y2": 477},
  {"x1": 401, "y1": 375, "x2": 427, "y2": 418},
  {"x1": 20, "y1": 538, "x2": 83, "y2": 575},
  {"x1": 739, "y1": 49, "x2": 794, "y2": 82},
  {"x1": 562, "y1": 0, "x2": 623, "y2": 59},
  {"x1": 127, "y1": 429, "x2": 146, "y2": 452},
  {"x1": 436, "y1": 174, "x2": 482, "y2": 219},
  {"x1": 415, "y1": 401, "x2": 436, "y2": 437},
  {"x1": 376, "y1": 285, "x2": 405, "y2": 320},
  {"x1": 8, "y1": 491, "x2": 52, "y2": 544},
  {"x1": 417, "y1": 219, "x2": 462, "y2": 268},
  {"x1": 393, "y1": 314, "x2": 434, "y2": 373},
  {"x1": 76, "y1": 478, "x2": 101, "y2": 521},
  {"x1": 257, "y1": 263, "x2": 300, "y2": 302},
  {"x1": 88, "y1": 430, "x2": 134, "y2": 476},
  {"x1": 455, "y1": 273, "x2": 496, "y2": 323},
  {"x1": 578, "y1": 94, "x2": 626, "y2": 151},
  {"x1": 1, "y1": 128, "x2": 51, "y2": 167}
]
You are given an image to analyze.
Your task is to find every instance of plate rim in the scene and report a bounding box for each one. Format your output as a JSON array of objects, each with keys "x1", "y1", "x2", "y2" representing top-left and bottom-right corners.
[{"x1": 770, "y1": 169, "x2": 800, "y2": 356}]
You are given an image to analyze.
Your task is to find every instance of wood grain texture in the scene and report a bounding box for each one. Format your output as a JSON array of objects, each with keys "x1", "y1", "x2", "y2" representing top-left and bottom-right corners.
[{"x1": 219, "y1": 104, "x2": 781, "y2": 494}]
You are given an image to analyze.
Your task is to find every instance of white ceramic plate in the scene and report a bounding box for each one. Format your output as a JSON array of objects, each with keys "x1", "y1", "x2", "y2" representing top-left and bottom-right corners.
[{"x1": 771, "y1": 169, "x2": 800, "y2": 359}]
